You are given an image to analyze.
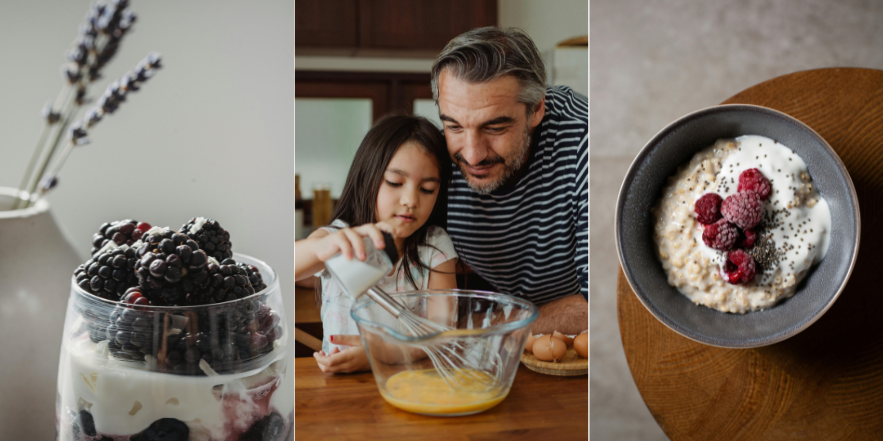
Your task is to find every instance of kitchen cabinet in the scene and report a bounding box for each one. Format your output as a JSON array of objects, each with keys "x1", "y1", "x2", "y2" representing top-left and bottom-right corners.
[{"x1": 295, "y1": 0, "x2": 497, "y2": 56}]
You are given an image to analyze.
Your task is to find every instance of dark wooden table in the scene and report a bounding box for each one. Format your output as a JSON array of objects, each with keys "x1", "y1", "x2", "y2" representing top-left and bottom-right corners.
[
  {"x1": 294, "y1": 358, "x2": 587, "y2": 440},
  {"x1": 618, "y1": 68, "x2": 883, "y2": 440}
]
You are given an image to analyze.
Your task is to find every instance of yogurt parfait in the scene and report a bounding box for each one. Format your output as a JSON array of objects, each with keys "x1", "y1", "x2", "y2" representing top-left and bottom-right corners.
[
  {"x1": 57, "y1": 218, "x2": 292, "y2": 440},
  {"x1": 651, "y1": 136, "x2": 832, "y2": 313}
]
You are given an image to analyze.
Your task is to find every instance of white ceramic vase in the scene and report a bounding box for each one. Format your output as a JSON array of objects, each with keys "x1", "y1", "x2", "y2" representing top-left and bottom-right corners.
[{"x1": 0, "y1": 187, "x2": 82, "y2": 439}]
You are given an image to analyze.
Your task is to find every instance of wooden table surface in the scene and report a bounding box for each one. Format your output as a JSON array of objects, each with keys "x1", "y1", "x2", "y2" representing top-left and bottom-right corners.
[
  {"x1": 294, "y1": 358, "x2": 587, "y2": 441},
  {"x1": 618, "y1": 68, "x2": 883, "y2": 440}
]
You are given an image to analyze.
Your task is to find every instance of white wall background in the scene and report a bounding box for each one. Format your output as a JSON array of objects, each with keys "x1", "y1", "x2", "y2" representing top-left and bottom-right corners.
[
  {"x1": 0, "y1": 0, "x2": 293, "y2": 284},
  {"x1": 0, "y1": 0, "x2": 294, "y2": 406}
]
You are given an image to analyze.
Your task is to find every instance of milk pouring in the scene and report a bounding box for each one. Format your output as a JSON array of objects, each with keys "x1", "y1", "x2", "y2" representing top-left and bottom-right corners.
[{"x1": 325, "y1": 232, "x2": 399, "y2": 298}]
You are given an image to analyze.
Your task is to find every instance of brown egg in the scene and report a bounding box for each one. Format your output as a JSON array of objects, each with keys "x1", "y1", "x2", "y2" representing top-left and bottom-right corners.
[
  {"x1": 574, "y1": 333, "x2": 588, "y2": 358},
  {"x1": 524, "y1": 334, "x2": 539, "y2": 353},
  {"x1": 553, "y1": 331, "x2": 574, "y2": 347},
  {"x1": 532, "y1": 335, "x2": 567, "y2": 362}
]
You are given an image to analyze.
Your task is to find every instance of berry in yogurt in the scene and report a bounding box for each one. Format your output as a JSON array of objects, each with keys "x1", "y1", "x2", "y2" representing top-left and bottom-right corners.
[{"x1": 652, "y1": 135, "x2": 832, "y2": 313}]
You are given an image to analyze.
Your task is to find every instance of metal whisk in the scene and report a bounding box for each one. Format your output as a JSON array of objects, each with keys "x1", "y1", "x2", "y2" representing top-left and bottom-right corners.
[{"x1": 365, "y1": 287, "x2": 502, "y2": 391}]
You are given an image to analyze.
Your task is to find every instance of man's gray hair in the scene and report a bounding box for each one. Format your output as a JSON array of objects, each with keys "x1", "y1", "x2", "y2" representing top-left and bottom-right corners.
[{"x1": 431, "y1": 27, "x2": 547, "y2": 112}]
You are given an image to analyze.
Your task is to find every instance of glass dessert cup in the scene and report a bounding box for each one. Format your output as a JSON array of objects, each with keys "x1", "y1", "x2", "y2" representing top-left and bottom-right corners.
[
  {"x1": 351, "y1": 289, "x2": 538, "y2": 417},
  {"x1": 56, "y1": 253, "x2": 293, "y2": 441}
]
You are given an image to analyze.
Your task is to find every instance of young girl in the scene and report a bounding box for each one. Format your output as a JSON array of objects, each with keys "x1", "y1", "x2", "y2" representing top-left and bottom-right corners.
[{"x1": 295, "y1": 115, "x2": 458, "y2": 374}]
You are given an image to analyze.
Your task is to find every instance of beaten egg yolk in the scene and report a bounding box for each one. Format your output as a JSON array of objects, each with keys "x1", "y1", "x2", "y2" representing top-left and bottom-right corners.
[{"x1": 380, "y1": 369, "x2": 506, "y2": 415}]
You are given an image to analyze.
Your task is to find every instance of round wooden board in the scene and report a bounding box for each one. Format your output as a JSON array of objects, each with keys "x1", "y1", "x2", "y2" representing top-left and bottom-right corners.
[
  {"x1": 618, "y1": 68, "x2": 883, "y2": 441},
  {"x1": 521, "y1": 348, "x2": 588, "y2": 376}
]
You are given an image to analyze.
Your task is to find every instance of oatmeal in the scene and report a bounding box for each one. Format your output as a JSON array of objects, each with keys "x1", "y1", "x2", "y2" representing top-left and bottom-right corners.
[{"x1": 652, "y1": 135, "x2": 832, "y2": 313}]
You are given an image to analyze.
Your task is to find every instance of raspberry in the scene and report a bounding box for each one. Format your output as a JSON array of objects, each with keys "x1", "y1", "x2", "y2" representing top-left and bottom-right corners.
[
  {"x1": 725, "y1": 249, "x2": 757, "y2": 284},
  {"x1": 721, "y1": 191, "x2": 763, "y2": 229},
  {"x1": 702, "y1": 218, "x2": 738, "y2": 251},
  {"x1": 740, "y1": 228, "x2": 757, "y2": 249},
  {"x1": 738, "y1": 168, "x2": 772, "y2": 201},
  {"x1": 694, "y1": 193, "x2": 723, "y2": 225}
]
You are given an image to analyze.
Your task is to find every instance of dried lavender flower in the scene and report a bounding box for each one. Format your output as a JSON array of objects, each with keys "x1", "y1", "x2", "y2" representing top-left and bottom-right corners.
[
  {"x1": 62, "y1": 64, "x2": 83, "y2": 84},
  {"x1": 41, "y1": 101, "x2": 61, "y2": 124},
  {"x1": 120, "y1": 73, "x2": 139, "y2": 92},
  {"x1": 145, "y1": 52, "x2": 162, "y2": 69},
  {"x1": 15, "y1": 0, "x2": 146, "y2": 210},
  {"x1": 75, "y1": 86, "x2": 88, "y2": 106},
  {"x1": 41, "y1": 176, "x2": 58, "y2": 192},
  {"x1": 67, "y1": 43, "x2": 89, "y2": 67},
  {"x1": 84, "y1": 108, "x2": 103, "y2": 128},
  {"x1": 68, "y1": 122, "x2": 89, "y2": 145}
]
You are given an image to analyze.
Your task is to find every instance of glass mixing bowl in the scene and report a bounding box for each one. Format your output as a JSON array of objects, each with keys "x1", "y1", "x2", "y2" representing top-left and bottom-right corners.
[
  {"x1": 351, "y1": 289, "x2": 537, "y2": 416},
  {"x1": 56, "y1": 253, "x2": 293, "y2": 441}
]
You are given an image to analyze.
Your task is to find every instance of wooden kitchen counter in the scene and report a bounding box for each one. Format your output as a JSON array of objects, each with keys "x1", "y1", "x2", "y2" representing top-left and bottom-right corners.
[{"x1": 294, "y1": 358, "x2": 587, "y2": 440}]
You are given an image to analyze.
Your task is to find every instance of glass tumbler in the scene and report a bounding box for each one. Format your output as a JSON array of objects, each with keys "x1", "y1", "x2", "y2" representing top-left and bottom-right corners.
[
  {"x1": 56, "y1": 254, "x2": 292, "y2": 441},
  {"x1": 351, "y1": 289, "x2": 538, "y2": 417}
]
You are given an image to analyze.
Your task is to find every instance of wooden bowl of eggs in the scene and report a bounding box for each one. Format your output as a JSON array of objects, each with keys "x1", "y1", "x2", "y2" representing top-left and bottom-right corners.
[{"x1": 520, "y1": 331, "x2": 588, "y2": 376}]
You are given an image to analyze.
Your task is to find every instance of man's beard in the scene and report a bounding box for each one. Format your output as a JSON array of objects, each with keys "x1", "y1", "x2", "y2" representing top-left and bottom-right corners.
[{"x1": 454, "y1": 123, "x2": 532, "y2": 194}]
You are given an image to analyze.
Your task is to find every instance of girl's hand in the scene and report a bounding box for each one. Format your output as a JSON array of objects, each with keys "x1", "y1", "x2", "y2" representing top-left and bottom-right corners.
[
  {"x1": 313, "y1": 335, "x2": 371, "y2": 373},
  {"x1": 313, "y1": 222, "x2": 397, "y2": 263}
]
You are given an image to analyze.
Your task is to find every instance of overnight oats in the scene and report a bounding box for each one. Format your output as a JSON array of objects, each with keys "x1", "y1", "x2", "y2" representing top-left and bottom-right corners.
[
  {"x1": 651, "y1": 136, "x2": 832, "y2": 313},
  {"x1": 57, "y1": 218, "x2": 293, "y2": 441}
]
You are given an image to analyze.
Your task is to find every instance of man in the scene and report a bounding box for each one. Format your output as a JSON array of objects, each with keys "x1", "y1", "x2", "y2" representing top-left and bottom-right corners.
[
  {"x1": 314, "y1": 27, "x2": 586, "y2": 373},
  {"x1": 433, "y1": 27, "x2": 587, "y2": 335}
]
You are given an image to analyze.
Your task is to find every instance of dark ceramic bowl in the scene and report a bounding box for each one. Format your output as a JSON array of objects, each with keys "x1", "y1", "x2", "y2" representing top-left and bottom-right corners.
[{"x1": 615, "y1": 104, "x2": 860, "y2": 348}]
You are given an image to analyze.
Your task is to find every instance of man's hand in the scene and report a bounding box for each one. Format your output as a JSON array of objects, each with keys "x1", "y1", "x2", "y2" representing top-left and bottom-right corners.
[
  {"x1": 313, "y1": 335, "x2": 371, "y2": 373},
  {"x1": 531, "y1": 294, "x2": 587, "y2": 335}
]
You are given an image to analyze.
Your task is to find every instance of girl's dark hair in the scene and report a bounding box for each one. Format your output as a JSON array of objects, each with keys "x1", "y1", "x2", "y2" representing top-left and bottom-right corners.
[{"x1": 329, "y1": 114, "x2": 451, "y2": 290}]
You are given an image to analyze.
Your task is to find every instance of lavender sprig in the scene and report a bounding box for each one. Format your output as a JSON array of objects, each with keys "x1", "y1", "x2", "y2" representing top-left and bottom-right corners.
[
  {"x1": 13, "y1": 0, "x2": 138, "y2": 209},
  {"x1": 33, "y1": 52, "x2": 161, "y2": 207}
]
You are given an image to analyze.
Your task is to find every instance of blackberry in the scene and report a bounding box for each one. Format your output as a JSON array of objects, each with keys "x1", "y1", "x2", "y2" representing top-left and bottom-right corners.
[
  {"x1": 134, "y1": 228, "x2": 209, "y2": 305},
  {"x1": 186, "y1": 259, "x2": 255, "y2": 305},
  {"x1": 181, "y1": 217, "x2": 232, "y2": 261},
  {"x1": 91, "y1": 219, "x2": 151, "y2": 255},
  {"x1": 73, "y1": 410, "x2": 96, "y2": 438},
  {"x1": 106, "y1": 301, "x2": 156, "y2": 363},
  {"x1": 105, "y1": 293, "x2": 280, "y2": 375},
  {"x1": 74, "y1": 246, "x2": 139, "y2": 300},
  {"x1": 131, "y1": 418, "x2": 189, "y2": 441},
  {"x1": 236, "y1": 261, "x2": 267, "y2": 292},
  {"x1": 240, "y1": 413, "x2": 286, "y2": 441},
  {"x1": 235, "y1": 301, "x2": 277, "y2": 363}
]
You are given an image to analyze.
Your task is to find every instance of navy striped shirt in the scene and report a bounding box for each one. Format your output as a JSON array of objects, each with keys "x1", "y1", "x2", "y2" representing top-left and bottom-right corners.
[{"x1": 446, "y1": 86, "x2": 588, "y2": 304}]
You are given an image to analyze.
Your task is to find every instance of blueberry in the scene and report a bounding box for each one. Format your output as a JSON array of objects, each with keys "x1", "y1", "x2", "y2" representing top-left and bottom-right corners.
[{"x1": 132, "y1": 418, "x2": 189, "y2": 441}]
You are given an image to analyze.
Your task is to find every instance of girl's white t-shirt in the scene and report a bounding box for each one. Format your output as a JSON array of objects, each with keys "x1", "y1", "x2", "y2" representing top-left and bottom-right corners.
[{"x1": 316, "y1": 220, "x2": 458, "y2": 354}]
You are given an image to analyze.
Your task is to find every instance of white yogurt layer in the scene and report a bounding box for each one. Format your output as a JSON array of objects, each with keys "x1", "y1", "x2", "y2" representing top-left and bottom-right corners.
[
  {"x1": 57, "y1": 335, "x2": 293, "y2": 440},
  {"x1": 652, "y1": 136, "x2": 832, "y2": 313}
]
